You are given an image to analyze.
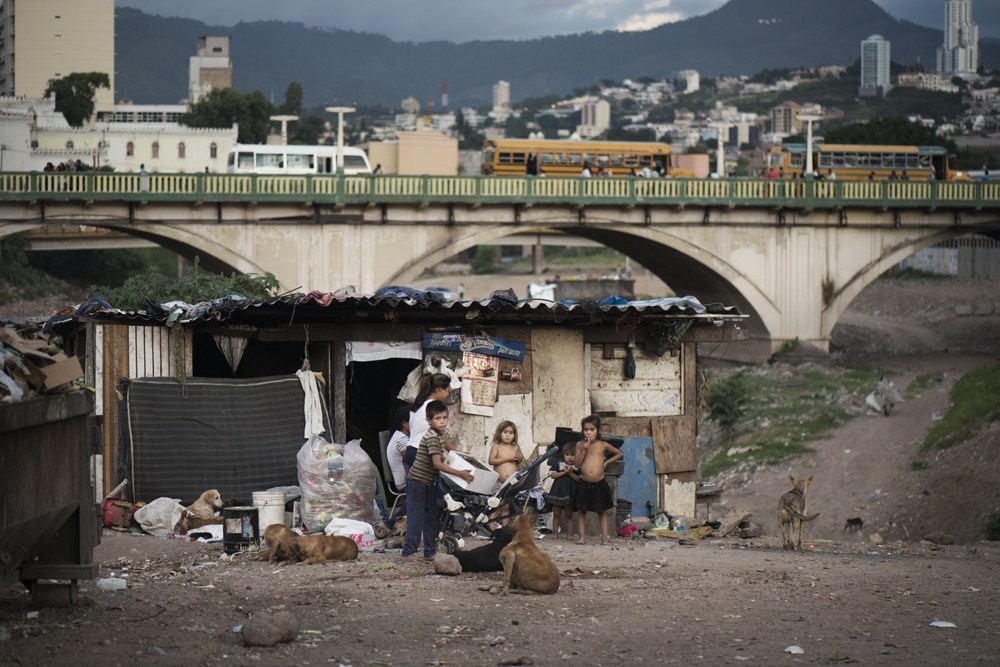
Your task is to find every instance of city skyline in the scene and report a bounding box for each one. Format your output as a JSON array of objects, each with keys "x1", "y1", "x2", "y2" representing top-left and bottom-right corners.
[{"x1": 114, "y1": 0, "x2": 1000, "y2": 44}]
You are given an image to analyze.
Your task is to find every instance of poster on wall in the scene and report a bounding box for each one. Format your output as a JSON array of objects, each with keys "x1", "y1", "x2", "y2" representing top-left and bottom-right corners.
[{"x1": 460, "y1": 351, "x2": 500, "y2": 416}]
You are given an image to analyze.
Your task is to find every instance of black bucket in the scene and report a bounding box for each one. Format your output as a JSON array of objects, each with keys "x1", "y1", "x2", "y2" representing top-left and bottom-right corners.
[{"x1": 223, "y1": 506, "x2": 260, "y2": 554}]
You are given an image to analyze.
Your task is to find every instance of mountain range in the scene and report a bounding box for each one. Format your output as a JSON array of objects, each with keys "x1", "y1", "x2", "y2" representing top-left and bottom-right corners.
[{"x1": 116, "y1": 0, "x2": 999, "y2": 109}]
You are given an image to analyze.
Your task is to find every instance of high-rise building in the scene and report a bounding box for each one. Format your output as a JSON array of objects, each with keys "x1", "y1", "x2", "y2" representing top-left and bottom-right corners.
[
  {"x1": 189, "y1": 36, "x2": 233, "y2": 104},
  {"x1": 859, "y1": 34, "x2": 891, "y2": 98},
  {"x1": 937, "y1": 0, "x2": 979, "y2": 78},
  {"x1": 578, "y1": 99, "x2": 611, "y2": 139},
  {"x1": 492, "y1": 81, "x2": 510, "y2": 112},
  {"x1": 770, "y1": 101, "x2": 802, "y2": 135},
  {"x1": 0, "y1": 0, "x2": 115, "y2": 114}
]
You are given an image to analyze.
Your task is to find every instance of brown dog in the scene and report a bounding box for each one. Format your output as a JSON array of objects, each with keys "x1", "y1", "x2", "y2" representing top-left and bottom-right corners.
[
  {"x1": 483, "y1": 512, "x2": 559, "y2": 595},
  {"x1": 262, "y1": 524, "x2": 300, "y2": 563},
  {"x1": 777, "y1": 475, "x2": 820, "y2": 550},
  {"x1": 290, "y1": 535, "x2": 359, "y2": 565},
  {"x1": 262, "y1": 524, "x2": 359, "y2": 565},
  {"x1": 186, "y1": 489, "x2": 224, "y2": 519}
]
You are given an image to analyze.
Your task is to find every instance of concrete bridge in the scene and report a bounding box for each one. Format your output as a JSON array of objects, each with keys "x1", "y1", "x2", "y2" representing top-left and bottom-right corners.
[{"x1": 1, "y1": 171, "x2": 998, "y2": 361}]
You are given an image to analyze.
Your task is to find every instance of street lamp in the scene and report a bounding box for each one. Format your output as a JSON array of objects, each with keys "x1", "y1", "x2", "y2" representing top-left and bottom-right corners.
[
  {"x1": 708, "y1": 123, "x2": 729, "y2": 177},
  {"x1": 269, "y1": 114, "x2": 299, "y2": 146},
  {"x1": 324, "y1": 106, "x2": 356, "y2": 173},
  {"x1": 798, "y1": 113, "x2": 823, "y2": 177}
]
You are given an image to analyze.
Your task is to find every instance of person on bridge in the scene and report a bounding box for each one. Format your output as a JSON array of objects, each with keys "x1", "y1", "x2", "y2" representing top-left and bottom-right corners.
[{"x1": 580, "y1": 164, "x2": 592, "y2": 178}]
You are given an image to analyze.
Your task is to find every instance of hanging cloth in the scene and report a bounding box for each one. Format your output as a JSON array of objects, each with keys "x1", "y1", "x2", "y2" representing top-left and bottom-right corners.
[{"x1": 296, "y1": 367, "x2": 326, "y2": 438}]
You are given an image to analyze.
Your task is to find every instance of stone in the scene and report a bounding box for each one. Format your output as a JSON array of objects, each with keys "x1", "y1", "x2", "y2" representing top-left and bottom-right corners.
[
  {"x1": 433, "y1": 553, "x2": 462, "y2": 576},
  {"x1": 241, "y1": 611, "x2": 300, "y2": 647},
  {"x1": 869, "y1": 532, "x2": 884, "y2": 545},
  {"x1": 922, "y1": 532, "x2": 955, "y2": 545}
]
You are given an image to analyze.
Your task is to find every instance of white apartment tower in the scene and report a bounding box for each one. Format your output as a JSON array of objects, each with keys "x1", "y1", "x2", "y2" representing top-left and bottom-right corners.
[
  {"x1": 937, "y1": 0, "x2": 979, "y2": 78},
  {"x1": 189, "y1": 36, "x2": 233, "y2": 104},
  {"x1": 0, "y1": 0, "x2": 115, "y2": 114},
  {"x1": 859, "y1": 34, "x2": 891, "y2": 98},
  {"x1": 492, "y1": 80, "x2": 510, "y2": 112}
]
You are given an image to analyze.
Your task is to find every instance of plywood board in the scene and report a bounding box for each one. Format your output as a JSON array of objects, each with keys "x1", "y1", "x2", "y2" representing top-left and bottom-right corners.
[
  {"x1": 589, "y1": 345, "x2": 681, "y2": 416},
  {"x1": 662, "y1": 478, "x2": 696, "y2": 519},
  {"x1": 495, "y1": 326, "x2": 532, "y2": 396},
  {"x1": 651, "y1": 415, "x2": 697, "y2": 474}
]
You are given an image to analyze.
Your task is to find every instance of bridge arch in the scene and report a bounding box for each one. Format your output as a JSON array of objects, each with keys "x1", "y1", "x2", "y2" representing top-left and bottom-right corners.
[
  {"x1": 821, "y1": 228, "x2": 982, "y2": 340},
  {"x1": 384, "y1": 221, "x2": 779, "y2": 357}
]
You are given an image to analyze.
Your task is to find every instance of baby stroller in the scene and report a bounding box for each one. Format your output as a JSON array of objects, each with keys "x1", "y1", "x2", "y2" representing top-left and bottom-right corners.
[{"x1": 435, "y1": 444, "x2": 561, "y2": 554}]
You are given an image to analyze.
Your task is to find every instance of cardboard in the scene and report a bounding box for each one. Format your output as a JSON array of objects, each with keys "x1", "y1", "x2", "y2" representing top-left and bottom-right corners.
[
  {"x1": 442, "y1": 451, "x2": 500, "y2": 495},
  {"x1": 40, "y1": 356, "x2": 84, "y2": 391}
]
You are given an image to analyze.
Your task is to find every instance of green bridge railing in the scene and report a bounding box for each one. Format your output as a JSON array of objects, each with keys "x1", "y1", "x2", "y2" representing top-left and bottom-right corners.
[{"x1": 0, "y1": 172, "x2": 997, "y2": 209}]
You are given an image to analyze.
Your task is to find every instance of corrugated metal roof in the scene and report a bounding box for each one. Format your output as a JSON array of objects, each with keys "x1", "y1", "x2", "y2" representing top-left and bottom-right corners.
[{"x1": 74, "y1": 289, "x2": 745, "y2": 327}]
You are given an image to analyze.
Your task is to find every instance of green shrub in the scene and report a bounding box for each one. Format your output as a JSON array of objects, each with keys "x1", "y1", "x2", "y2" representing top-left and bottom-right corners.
[
  {"x1": 705, "y1": 371, "x2": 752, "y2": 432},
  {"x1": 986, "y1": 514, "x2": 1000, "y2": 541},
  {"x1": 470, "y1": 246, "x2": 499, "y2": 274}
]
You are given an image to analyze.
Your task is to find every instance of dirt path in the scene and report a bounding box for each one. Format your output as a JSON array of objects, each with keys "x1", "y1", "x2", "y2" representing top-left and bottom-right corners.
[{"x1": 716, "y1": 353, "x2": 1000, "y2": 546}]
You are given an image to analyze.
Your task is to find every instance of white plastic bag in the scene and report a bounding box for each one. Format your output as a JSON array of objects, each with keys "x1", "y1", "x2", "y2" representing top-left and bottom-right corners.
[
  {"x1": 134, "y1": 497, "x2": 185, "y2": 538},
  {"x1": 324, "y1": 517, "x2": 377, "y2": 551}
]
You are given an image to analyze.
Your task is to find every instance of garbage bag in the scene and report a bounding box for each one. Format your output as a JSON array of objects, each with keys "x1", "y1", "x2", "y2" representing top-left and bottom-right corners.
[
  {"x1": 296, "y1": 436, "x2": 377, "y2": 531},
  {"x1": 134, "y1": 497, "x2": 185, "y2": 537},
  {"x1": 324, "y1": 517, "x2": 377, "y2": 551}
]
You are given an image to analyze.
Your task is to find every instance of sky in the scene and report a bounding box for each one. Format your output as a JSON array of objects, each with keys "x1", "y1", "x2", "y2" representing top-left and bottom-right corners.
[{"x1": 115, "y1": 0, "x2": 1000, "y2": 42}]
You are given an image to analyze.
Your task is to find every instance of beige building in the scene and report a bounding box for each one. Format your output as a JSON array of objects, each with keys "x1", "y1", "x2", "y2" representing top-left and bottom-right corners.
[
  {"x1": 770, "y1": 101, "x2": 803, "y2": 135},
  {"x1": 366, "y1": 131, "x2": 458, "y2": 176},
  {"x1": 578, "y1": 99, "x2": 611, "y2": 139},
  {"x1": 0, "y1": 0, "x2": 115, "y2": 114},
  {"x1": 189, "y1": 36, "x2": 232, "y2": 104}
]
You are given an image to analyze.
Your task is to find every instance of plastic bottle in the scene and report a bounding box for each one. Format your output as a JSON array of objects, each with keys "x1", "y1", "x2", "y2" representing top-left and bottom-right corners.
[{"x1": 96, "y1": 577, "x2": 127, "y2": 591}]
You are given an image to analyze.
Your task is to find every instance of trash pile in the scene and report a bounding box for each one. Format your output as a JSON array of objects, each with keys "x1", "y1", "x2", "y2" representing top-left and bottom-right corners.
[{"x1": 0, "y1": 327, "x2": 85, "y2": 402}]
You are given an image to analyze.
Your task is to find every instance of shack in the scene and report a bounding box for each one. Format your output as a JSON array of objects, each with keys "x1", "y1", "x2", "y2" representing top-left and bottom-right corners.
[{"x1": 77, "y1": 288, "x2": 748, "y2": 519}]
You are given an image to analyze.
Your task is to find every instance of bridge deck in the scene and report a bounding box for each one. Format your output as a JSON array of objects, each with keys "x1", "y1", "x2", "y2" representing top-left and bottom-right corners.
[{"x1": 1, "y1": 173, "x2": 997, "y2": 209}]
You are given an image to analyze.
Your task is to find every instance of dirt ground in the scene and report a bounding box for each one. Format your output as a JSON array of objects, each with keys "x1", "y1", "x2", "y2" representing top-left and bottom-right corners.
[{"x1": 2, "y1": 278, "x2": 1000, "y2": 666}]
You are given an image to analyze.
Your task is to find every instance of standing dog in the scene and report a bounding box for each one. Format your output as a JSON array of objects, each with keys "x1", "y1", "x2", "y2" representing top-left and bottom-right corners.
[
  {"x1": 843, "y1": 517, "x2": 864, "y2": 533},
  {"x1": 186, "y1": 489, "x2": 224, "y2": 519},
  {"x1": 484, "y1": 512, "x2": 559, "y2": 595},
  {"x1": 777, "y1": 475, "x2": 820, "y2": 550}
]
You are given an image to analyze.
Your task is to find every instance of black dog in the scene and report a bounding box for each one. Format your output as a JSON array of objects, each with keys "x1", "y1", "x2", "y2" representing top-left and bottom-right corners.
[
  {"x1": 843, "y1": 517, "x2": 864, "y2": 533},
  {"x1": 454, "y1": 526, "x2": 515, "y2": 572}
]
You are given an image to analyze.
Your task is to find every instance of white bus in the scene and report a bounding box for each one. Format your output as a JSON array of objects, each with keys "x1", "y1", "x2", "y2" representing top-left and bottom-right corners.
[{"x1": 226, "y1": 143, "x2": 373, "y2": 175}]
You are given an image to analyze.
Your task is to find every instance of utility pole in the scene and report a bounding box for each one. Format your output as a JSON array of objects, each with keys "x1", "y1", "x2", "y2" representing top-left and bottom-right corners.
[{"x1": 325, "y1": 106, "x2": 356, "y2": 173}]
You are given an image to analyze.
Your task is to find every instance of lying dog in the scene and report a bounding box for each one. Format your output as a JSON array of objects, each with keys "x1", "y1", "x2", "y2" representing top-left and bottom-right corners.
[
  {"x1": 843, "y1": 517, "x2": 864, "y2": 533},
  {"x1": 777, "y1": 475, "x2": 820, "y2": 550},
  {"x1": 174, "y1": 510, "x2": 224, "y2": 536},
  {"x1": 262, "y1": 524, "x2": 358, "y2": 565},
  {"x1": 186, "y1": 489, "x2": 224, "y2": 519},
  {"x1": 262, "y1": 524, "x2": 300, "y2": 563},
  {"x1": 454, "y1": 524, "x2": 514, "y2": 573},
  {"x1": 482, "y1": 512, "x2": 559, "y2": 595}
]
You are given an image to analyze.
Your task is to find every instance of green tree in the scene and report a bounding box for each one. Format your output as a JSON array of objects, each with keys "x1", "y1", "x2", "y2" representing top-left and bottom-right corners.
[
  {"x1": 290, "y1": 116, "x2": 325, "y2": 145},
  {"x1": 471, "y1": 246, "x2": 499, "y2": 274},
  {"x1": 181, "y1": 88, "x2": 275, "y2": 143},
  {"x1": 44, "y1": 72, "x2": 110, "y2": 127},
  {"x1": 824, "y1": 117, "x2": 957, "y2": 152},
  {"x1": 281, "y1": 82, "x2": 304, "y2": 116}
]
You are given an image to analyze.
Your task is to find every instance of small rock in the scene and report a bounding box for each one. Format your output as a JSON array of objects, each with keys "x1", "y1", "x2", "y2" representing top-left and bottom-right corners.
[
  {"x1": 922, "y1": 532, "x2": 955, "y2": 545},
  {"x1": 784, "y1": 645, "x2": 804, "y2": 654},
  {"x1": 144, "y1": 647, "x2": 166, "y2": 656},
  {"x1": 433, "y1": 553, "x2": 462, "y2": 576},
  {"x1": 869, "y1": 532, "x2": 883, "y2": 545},
  {"x1": 241, "y1": 611, "x2": 300, "y2": 647}
]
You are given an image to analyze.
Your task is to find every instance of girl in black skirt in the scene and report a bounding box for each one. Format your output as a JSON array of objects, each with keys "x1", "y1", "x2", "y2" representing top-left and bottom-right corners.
[{"x1": 548, "y1": 443, "x2": 580, "y2": 539}]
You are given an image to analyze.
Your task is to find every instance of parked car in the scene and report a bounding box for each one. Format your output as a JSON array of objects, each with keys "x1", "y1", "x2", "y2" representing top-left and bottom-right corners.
[{"x1": 423, "y1": 285, "x2": 461, "y2": 301}]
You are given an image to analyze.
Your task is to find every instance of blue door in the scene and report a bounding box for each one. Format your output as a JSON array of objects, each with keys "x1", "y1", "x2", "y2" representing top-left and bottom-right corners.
[{"x1": 610, "y1": 435, "x2": 656, "y2": 519}]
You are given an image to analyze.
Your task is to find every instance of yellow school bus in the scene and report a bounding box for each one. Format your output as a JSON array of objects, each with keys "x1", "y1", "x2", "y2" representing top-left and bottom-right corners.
[
  {"x1": 481, "y1": 139, "x2": 688, "y2": 177},
  {"x1": 766, "y1": 143, "x2": 966, "y2": 181}
]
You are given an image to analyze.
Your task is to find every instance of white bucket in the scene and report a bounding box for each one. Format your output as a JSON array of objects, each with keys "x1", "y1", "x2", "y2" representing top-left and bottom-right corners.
[{"x1": 252, "y1": 491, "x2": 287, "y2": 533}]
